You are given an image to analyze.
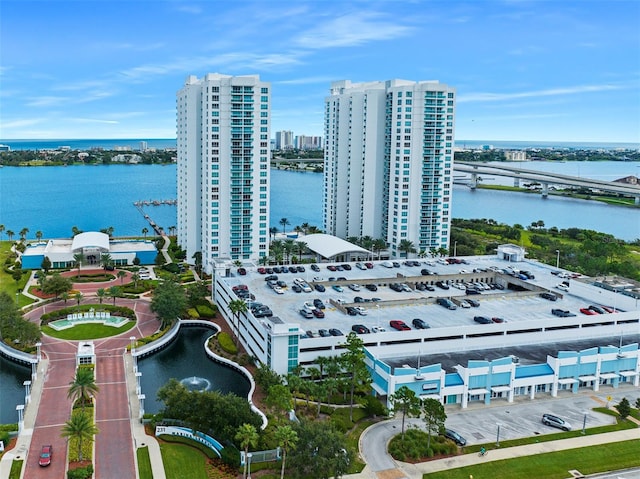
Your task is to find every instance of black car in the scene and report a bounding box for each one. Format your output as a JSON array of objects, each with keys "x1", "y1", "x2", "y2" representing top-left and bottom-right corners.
[
  {"x1": 415, "y1": 283, "x2": 426, "y2": 291},
  {"x1": 345, "y1": 307, "x2": 358, "y2": 316},
  {"x1": 288, "y1": 266, "x2": 297, "y2": 273},
  {"x1": 292, "y1": 284, "x2": 302, "y2": 293},
  {"x1": 265, "y1": 274, "x2": 278, "y2": 282},
  {"x1": 253, "y1": 307, "x2": 273, "y2": 318},
  {"x1": 354, "y1": 296, "x2": 364, "y2": 303},
  {"x1": 552, "y1": 308, "x2": 576, "y2": 317},
  {"x1": 473, "y1": 316, "x2": 492, "y2": 324},
  {"x1": 444, "y1": 429, "x2": 467, "y2": 446},
  {"x1": 437, "y1": 298, "x2": 457, "y2": 310},
  {"x1": 311, "y1": 264, "x2": 320, "y2": 272},
  {"x1": 435, "y1": 281, "x2": 450, "y2": 290},
  {"x1": 318, "y1": 329, "x2": 330, "y2": 337},
  {"x1": 467, "y1": 299, "x2": 480, "y2": 307},
  {"x1": 313, "y1": 299, "x2": 326, "y2": 309},
  {"x1": 273, "y1": 266, "x2": 282, "y2": 274},
  {"x1": 351, "y1": 324, "x2": 370, "y2": 334},
  {"x1": 341, "y1": 264, "x2": 352, "y2": 271},
  {"x1": 588, "y1": 305, "x2": 606, "y2": 314},
  {"x1": 392, "y1": 262, "x2": 401, "y2": 268},
  {"x1": 329, "y1": 328, "x2": 343, "y2": 336},
  {"x1": 306, "y1": 330, "x2": 315, "y2": 338},
  {"x1": 412, "y1": 318, "x2": 430, "y2": 329},
  {"x1": 365, "y1": 284, "x2": 378, "y2": 291},
  {"x1": 389, "y1": 283, "x2": 403, "y2": 292},
  {"x1": 314, "y1": 284, "x2": 326, "y2": 292},
  {"x1": 540, "y1": 292, "x2": 558, "y2": 301}
]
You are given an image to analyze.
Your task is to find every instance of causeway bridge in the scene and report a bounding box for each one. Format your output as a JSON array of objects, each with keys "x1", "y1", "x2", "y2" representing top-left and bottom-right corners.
[{"x1": 454, "y1": 161, "x2": 640, "y2": 204}]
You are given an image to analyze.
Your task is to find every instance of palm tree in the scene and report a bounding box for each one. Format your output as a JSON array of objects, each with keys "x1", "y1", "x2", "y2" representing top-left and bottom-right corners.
[
  {"x1": 141, "y1": 227, "x2": 149, "y2": 238},
  {"x1": 35, "y1": 230, "x2": 43, "y2": 242},
  {"x1": 67, "y1": 368, "x2": 99, "y2": 411},
  {"x1": 269, "y1": 226, "x2": 278, "y2": 242},
  {"x1": 74, "y1": 292, "x2": 83, "y2": 310},
  {"x1": 0, "y1": 224, "x2": 4, "y2": 241},
  {"x1": 235, "y1": 423, "x2": 259, "y2": 479},
  {"x1": 100, "y1": 253, "x2": 113, "y2": 269},
  {"x1": 61, "y1": 291, "x2": 69, "y2": 304},
  {"x1": 283, "y1": 239, "x2": 296, "y2": 264},
  {"x1": 96, "y1": 288, "x2": 106, "y2": 304},
  {"x1": 168, "y1": 225, "x2": 176, "y2": 236},
  {"x1": 131, "y1": 272, "x2": 141, "y2": 288},
  {"x1": 117, "y1": 270, "x2": 127, "y2": 285},
  {"x1": 398, "y1": 239, "x2": 416, "y2": 258},
  {"x1": 73, "y1": 252, "x2": 84, "y2": 278},
  {"x1": 61, "y1": 411, "x2": 99, "y2": 462},
  {"x1": 19, "y1": 227, "x2": 29, "y2": 241},
  {"x1": 274, "y1": 425, "x2": 298, "y2": 479},
  {"x1": 300, "y1": 222, "x2": 309, "y2": 235},
  {"x1": 6, "y1": 230, "x2": 14, "y2": 242},
  {"x1": 228, "y1": 299, "x2": 248, "y2": 347},
  {"x1": 279, "y1": 217, "x2": 290, "y2": 235},
  {"x1": 270, "y1": 240, "x2": 284, "y2": 265},
  {"x1": 372, "y1": 238, "x2": 387, "y2": 260},
  {"x1": 107, "y1": 286, "x2": 121, "y2": 305},
  {"x1": 296, "y1": 241, "x2": 308, "y2": 260}
]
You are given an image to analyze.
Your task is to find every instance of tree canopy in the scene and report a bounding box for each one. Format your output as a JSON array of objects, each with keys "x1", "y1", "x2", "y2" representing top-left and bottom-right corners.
[{"x1": 150, "y1": 279, "x2": 186, "y2": 328}]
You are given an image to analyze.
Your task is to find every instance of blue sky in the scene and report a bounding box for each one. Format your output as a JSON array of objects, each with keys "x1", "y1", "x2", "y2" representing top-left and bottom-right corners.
[{"x1": 1, "y1": 0, "x2": 639, "y2": 143}]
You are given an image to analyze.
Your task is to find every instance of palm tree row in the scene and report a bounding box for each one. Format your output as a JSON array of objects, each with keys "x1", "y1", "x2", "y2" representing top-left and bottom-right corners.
[
  {"x1": 266, "y1": 239, "x2": 309, "y2": 265},
  {"x1": 64, "y1": 367, "x2": 100, "y2": 461},
  {"x1": 269, "y1": 219, "x2": 323, "y2": 243},
  {"x1": 0, "y1": 225, "x2": 43, "y2": 243}
]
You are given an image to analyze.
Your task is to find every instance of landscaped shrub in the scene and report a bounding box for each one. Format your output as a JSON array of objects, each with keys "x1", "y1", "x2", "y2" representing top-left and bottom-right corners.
[
  {"x1": 388, "y1": 428, "x2": 457, "y2": 462},
  {"x1": 196, "y1": 304, "x2": 215, "y2": 317},
  {"x1": 217, "y1": 332, "x2": 238, "y2": 355},
  {"x1": 67, "y1": 464, "x2": 93, "y2": 479},
  {"x1": 186, "y1": 308, "x2": 200, "y2": 318},
  {"x1": 163, "y1": 263, "x2": 181, "y2": 274},
  {"x1": 219, "y1": 445, "x2": 240, "y2": 468},
  {"x1": 40, "y1": 304, "x2": 136, "y2": 325}
]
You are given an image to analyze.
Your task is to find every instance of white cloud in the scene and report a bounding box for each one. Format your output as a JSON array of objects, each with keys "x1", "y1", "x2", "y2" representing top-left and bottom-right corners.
[
  {"x1": 459, "y1": 83, "x2": 626, "y2": 103},
  {"x1": 69, "y1": 118, "x2": 119, "y2": 124},
  {"x1": 26, "y1": 96, "x2": 69, "y2": 108},
  {"x1": 276, "y1": 76, "x2": 335, "y2": 85},
  {"x1": 0, "y1": 118, "x2": 42, "y2": 129},
  {"x1": 294, "y1": 11, "x2": 413, "y2": 49}
]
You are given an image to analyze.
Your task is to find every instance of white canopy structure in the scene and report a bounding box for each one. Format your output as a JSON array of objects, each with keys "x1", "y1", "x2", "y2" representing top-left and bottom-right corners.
[
  {"x1": 297, "y1": 234, "x2": 370, "y2": 260},
  {"x1": 71, "y1": 232, "x2": 110, "y2": 252}
]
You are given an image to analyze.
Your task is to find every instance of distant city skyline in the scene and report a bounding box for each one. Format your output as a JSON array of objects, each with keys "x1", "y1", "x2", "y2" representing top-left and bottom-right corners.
[{"x1": 1, "y1": 1, "x2": 639, "y2": 143}]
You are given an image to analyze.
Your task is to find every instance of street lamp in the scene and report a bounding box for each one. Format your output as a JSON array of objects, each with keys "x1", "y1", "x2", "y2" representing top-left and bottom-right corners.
[
  {"x1": 555, "y1": 250, "x2": 560, "y2": 269},
  {"x1": 247, "y1": 452, "x2": 253, "y2": 479},
  {"x1": 454, "y1": 241, "x2": 457, "y2": 257},
  {"x1": 582, "y1": 410, "x2": 588, "y2": 435},
  {"x1": 496, "y1": 422, "x2": 502, "y2": 447}
]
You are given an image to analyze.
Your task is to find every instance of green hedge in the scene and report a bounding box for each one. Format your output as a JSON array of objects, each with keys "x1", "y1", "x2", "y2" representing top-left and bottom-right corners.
[
  {"x1": 217, "y1": 332, "x2": 238, "y2": 354},
  {"x1": 67, "y1": 464, "x2": 93, "y2": 479},
  {"x1": 195, "y1": 304, "x2": 215, "y2": 317}
]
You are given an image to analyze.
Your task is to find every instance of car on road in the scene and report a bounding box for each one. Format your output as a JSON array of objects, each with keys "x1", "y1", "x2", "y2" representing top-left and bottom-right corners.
[
  {"x1": 552, "y1": 309, "x2": 576, "y2": 317},
  {"x1": 412, "y1": 318, "x2": 430, "y2": 329},
  {"x1": 540, "y1": 292, "x2": 558, "y2": 301},
  {"x1": 39, "y1": 445, "x2": 53, "y2": 467},
  {"x1": 329, "y1": 328, "x2": 343, "y2": 336},
  {"x1": 351, "y1": 324, "x2": 370, "y2": 334},
  {"x1": 555, "y1": 283, "x2": 569, "y2": 292},
  {"x1": 473, "y1": 316, "x2": 492, "y2": 324},
  {"x1": 389, "y1": 320, "x2": 411, "y2": 331},
  {"x1": 444, "y1": 429, "x2": 466, "y2": 446},
  {"x1": 542, "y1": 413, "x2": 572, "y2": 431}
]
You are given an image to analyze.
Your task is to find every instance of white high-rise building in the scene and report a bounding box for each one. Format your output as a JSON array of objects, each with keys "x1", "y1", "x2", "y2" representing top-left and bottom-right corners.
[
  {"x1": 275, "y1": 130, "x2": 294, "y2": 150},
  {"x1": 323, "y1": 79, "x2": 455, "y2": 257},
  {"x1": 176, "y1": 73, "x2": 271, "y2": 273}
]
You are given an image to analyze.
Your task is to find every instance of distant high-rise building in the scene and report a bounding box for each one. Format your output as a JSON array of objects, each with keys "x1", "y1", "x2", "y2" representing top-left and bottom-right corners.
[
  {"x1": 176, "y1": 73, "x2": 271, "y2": 273},
  {"x1": 139, "y1": 141, "x2": 148, "y2": 151},
  {"x1": 275, "y1": 130, "x2": 294, "y2": 149},
  {"x1": 296, "y1": 135, "x2": 323, "y2": 150},
  {"x1": 323, "y1": 79, "x2": 456, "y2": 257}
]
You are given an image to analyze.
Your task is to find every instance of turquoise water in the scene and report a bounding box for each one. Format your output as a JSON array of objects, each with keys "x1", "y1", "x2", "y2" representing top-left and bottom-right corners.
[{"x1": 0, "y1": 161, "x2": 637, "y2": 241}]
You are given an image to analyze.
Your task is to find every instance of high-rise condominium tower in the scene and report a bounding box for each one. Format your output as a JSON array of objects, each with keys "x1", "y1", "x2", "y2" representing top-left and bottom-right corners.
[
  {"x1": 176, "y1": 73, "x2": 271, "y2": 273},
  {"x1": 323, "y1": 79, "x2": 455, "y2": 257}
]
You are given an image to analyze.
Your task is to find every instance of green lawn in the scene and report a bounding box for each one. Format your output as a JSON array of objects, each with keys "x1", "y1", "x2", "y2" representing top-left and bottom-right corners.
[
  {"x1": 160, "y1": 442, "x2": 210, "y2": 479},
  {"x1": 137, "y1": 446, "x2": 153, "y2": 479},
  {"x1": 8, "y1": 460, "x2": 22, "y2": 479},
  {"x1": 41, "y1": 321, "x2": 136, "y2": 340},
  {"x1": 424, "y1": 439, "x2": 640, "y2": 479}
]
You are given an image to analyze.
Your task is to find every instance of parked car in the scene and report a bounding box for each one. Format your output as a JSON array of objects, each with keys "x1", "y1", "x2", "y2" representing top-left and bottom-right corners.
[
  {"x1": 312, "y1": 309, "x2": 325, "y2": 318},
  {"x1": 491, "y1": 317, "x2": 506, "y2": 323},
  {"x1": 542, "y1": 413, "x2": 572, "y2": 431},
  {"x1": 552, "y1": 308, "x2": 576, "y2": 317},
  {"x1": 311, "y1": 264, "x2": 320, "y2": 272},
  {"x1": 436, "y1": 298, "x2": 457, "y2": 310},
  {"x1": 355, "y1": 262, "x2": 367, "y2": 270},
  {"x1": 444, "y1": 429, "x2": 467, "y2": 446},
  {"x1": 473, "y1": 316, "x2": 492, "y2": 324},
  {"x1": 435, "y1": 281, "x2": 450, "y2": 290},
  {"x1": 313, "y1": 299, "x2": 326, "y2": 309},
  {"x1": 364, "y1": 262, "x2": 374, "y2": 269},
  {"x1": 348, "y1": 283, "x2": 361, "y2": 291},
  {"x1": 299, "y1": 309, "x2": 313, "y2": 319},
  {"x1": 556, "y1": 283, "x2": 569, "y2": 292},
  {"x1": 345, "y1": 306, "x2": 358, "y2": 316},
  {"x1": 365, "y1": 284, "x2": 378, "y2": 291},
  {"x1": 389, "y1": 320, "x2": 411, "y2": 331},
  {"x1": 540, "y1": 292, "x2": 558, "y2": 301},
  {"x1": 314, "y1": 284, "x2": 326, "y2": 292},
  {"x1": 329, "y1": 328, "x2": 343, "y2": 336},
  {"x1": 580, "y1": 307, "x2": 598, "y2": 315},
  {"x1": 327, "y1": 265, "x2": 337, "y2": 271},
  {"x1": 371, "y1": 326, "x2": 386, "y2": 333},
  {"x1": 39, "y1": 445, "x2": 53, "y2": 467},
  {"x1": 265, "y1": 275, "x2": 278, "y2": 282},
  {"x1": 237, "y1": 267, "x2": 246, "y2": 275},
  {"x1": 381, "y1": 261, "x2": 393, "y2": 268},
  {"x1": 459, "y1": 300, "x2": 471, "y2": 309},
  {"x1": 341, "y1": 264, "x2": 352, "y2": 270},
  {"x1": 351, "y1": 324, "x2": 370, "y2": 334},
  {"x1": 354, "y1": 296, "x2": 364, "y2": 303},
  {"x1": 306, "y1": 330, "x2": 315, "y2": 338},
  {"x1": 318, "y1": 329, "x2": 330, "y2": 337},
  {"x1": 297, "y1": 265, "x2": 305, "y2": 272},
  {"x1": 355, "y1": 306, "x2": 367, "y2": 316},
  {"x1": 332, "y1": 285, "x2": 343, "y2": 292},
  {"x1": 588, "y1": 305, "x2": 607, "y2": 314},
  {"x1": 412, "y1": 318, "x2": 430, "y2": 329},
  {"x1": 272, "y1": 286, "x2": 284, "y2": 295},
  {"x1": 467, "y1": 299, "x2": 480, "y2": 308},
  {"x1": 292, "y1": 284, "x2": 302, "y2": 293}
]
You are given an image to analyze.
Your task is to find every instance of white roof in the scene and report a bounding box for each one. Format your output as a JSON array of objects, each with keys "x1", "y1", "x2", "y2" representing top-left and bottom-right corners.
[
  {"x1": 71, "y1": 232, "x2": 110, "y2": 251},
  {"x1": 297, "y1": 234, "x2": 370, "y2": 260}
]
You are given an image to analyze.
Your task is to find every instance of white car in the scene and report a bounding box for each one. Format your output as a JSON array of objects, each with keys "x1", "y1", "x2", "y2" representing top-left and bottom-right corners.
[
  {"x1": 355, "y1": 262, "x2": 367, "y2": 270},
  {"x1": 348, "y1": 284, "x2": 361, "y2": 291},
  {"x1": 371, "y1": 326, "x2": 386, "y2": 333},
  {"x1": 459, "y1": 300, "x2": 471, "y2": 308},
  {"x1": 273, "y1": 286, "x2": 284, "y2": 295},
  {"x1": 556, "y1": 283, "x2": 569, "y2": 291},
  {"x1": 381, "y1": 261, "x2": 393, "y2": 268},
  {"x1": 355, "y1": 306, "x2": 367, "y2": 316},
  {"x1": 302, "y1": 302, "x2": 316, "y2": 312}
]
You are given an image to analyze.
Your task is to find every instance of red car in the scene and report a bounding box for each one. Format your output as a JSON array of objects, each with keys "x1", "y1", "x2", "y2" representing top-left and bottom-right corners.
[
  {"x1": 257, "y1": 267, "x2": 266, "y2": 274},
  {"x1": 364, "y1": 262, "x2": 374, "y2": 269},
  {"x1": 237, "y1": 267, "x2": 247, "y2": 275},
  {"x1": 580, "y1": 308, "x2": 598, "y2": 315},
  {"x1": 312, "y1": 309, "x2": 325, "y2": 318},
  {"x1": 389, "y1": 320, "x2": 411, "y2": 331},
  {"x1": 327, "y1": 265, "x2": 337, "y2": 271},
  {"x1": 39, "y1": 444, "x2": 53, "y2": 466}
]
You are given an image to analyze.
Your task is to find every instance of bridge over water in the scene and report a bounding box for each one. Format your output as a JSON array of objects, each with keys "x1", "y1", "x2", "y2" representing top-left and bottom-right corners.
[{"x1": 454, "y1": 161, "x2": 640, "y2": 204}]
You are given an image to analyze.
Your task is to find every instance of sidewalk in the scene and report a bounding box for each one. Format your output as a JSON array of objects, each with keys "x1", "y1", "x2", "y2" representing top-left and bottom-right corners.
[
  {"x1": 0, "y1": 359, "x2": 47, "y2": 479},
  {"x1": 123, "y1": 353, "x2": 166, "y2": 479}
]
